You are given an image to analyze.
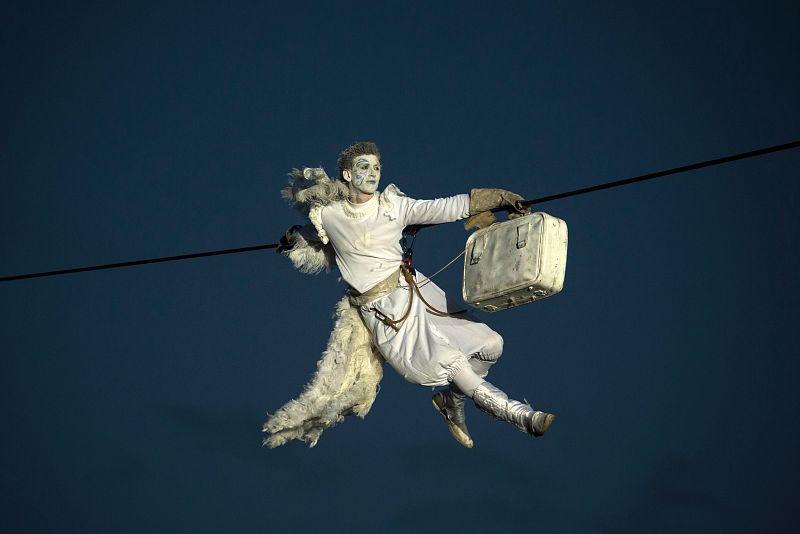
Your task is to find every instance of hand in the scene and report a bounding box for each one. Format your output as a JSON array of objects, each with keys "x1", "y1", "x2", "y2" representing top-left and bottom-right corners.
[
  {"x1": 276, "y1": 225, "x2": 303, "y2": 253},
  {"x1": 463, "y1": 211, "x2": 497, "y2": 231},
  {"x1": 507, "y1": 198, "x2": 531, "y2": 220},
  {"x1": 465, "y1": 188, "x2": 530, "y2": 230}
]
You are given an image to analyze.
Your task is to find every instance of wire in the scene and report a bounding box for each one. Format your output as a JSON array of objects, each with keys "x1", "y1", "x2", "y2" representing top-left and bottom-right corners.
[
  {"x1": 415, "y1": 250, "x2": 466, "y2": 289},
  {"x1": 2, "y1": 139, "x2": 798, "y2": 283},
  {"x1": 397, "y1": 139, "x2": 800, "y2": 235},
  {"x1": 0, "y1": 244, "x2": 277, "y2": 282},
  {"x1": 519, "y1": 139, "x2": 800, "y2": 208}
]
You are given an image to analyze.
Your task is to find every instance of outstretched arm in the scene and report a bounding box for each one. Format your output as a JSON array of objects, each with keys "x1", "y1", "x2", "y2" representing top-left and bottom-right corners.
[
  {"x1": 402, "y1": 194, "x2": 471, "y2": 226},
  {"x1": 401, "y1": 187, "x2": 530, "y2": 229}
]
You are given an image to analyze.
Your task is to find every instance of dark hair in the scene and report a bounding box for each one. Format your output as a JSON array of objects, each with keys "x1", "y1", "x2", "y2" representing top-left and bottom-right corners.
[{"x1": 337, "y1": 142, "x2": 381, "y2": 180}]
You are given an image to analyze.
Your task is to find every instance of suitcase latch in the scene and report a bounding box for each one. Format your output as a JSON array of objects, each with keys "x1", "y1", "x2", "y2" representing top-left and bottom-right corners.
[{"x1": 516, "y1": 222, "x2": 529, "y2": 249}]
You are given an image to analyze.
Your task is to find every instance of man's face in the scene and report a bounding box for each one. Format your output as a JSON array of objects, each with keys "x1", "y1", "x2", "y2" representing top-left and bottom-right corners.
[{"x1": 343, "y1": 154, "x2": 381, "y2": 196}]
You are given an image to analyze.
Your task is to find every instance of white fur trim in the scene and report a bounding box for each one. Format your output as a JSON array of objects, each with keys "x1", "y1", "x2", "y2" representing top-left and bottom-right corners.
[
  {"x1": 263, "y1": 296, "x2": 384, "y2": 448},
  {"x1": 281, "y1": 167, "x2": 349, "y2": 218},
  {"x1": 284, "y1": 225, "x2": 334, "y2": 274}
]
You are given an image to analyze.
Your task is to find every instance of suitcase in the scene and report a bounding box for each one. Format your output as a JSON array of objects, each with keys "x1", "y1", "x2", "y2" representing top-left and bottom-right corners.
[{"x1": 462, "y1": 212, "x2": 568, "y2": 312}]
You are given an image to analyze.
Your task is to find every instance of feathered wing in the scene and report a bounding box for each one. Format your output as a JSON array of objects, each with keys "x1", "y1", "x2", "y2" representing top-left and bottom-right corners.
[
  {"x1": 280, "y1": 167, "x2": 349, "y2": 247},
  {"x1": 262, "y1": 295, "x2": 384, "y2": 448},
  {"x1": 264, "y1": 166, "x2": 384, "y2": 448},
  {"x1": 281, "y1": 167, "x2": 349, "y2": 216}
]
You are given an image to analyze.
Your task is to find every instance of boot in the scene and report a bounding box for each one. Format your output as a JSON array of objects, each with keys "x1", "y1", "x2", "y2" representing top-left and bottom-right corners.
[
  {"x1": 432, "y1": 388, "x2": 474, "y2": 448},
  {"x1": 472, "y1": 382, "x2": 554, "y2": 437}
]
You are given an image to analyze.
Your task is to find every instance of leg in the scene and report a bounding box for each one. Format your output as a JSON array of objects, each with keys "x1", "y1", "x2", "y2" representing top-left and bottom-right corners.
[
  {"x1": 431, "y1": 363, "x2": 490, "y2": 449},
  {"x1": 455, "y1": 365, "x2": 555, "y2": 438},
  {"x1": 472, "y1": 382, "x2": 555, "y2": 437},
  {"x1": 432, "y1": 382, "x2": 473, "y2": 449},
  {"x1": 468, "y1": 358, "x2": 495, "y2": 380},
  {"x1": 429, "y1": 328, "x2": 500, "y2": 447}
]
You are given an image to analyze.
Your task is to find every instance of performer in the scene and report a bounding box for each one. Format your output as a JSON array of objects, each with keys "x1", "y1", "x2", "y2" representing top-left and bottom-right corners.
[{"x1": 263, "y1": 142, "x2": 554, "y2": 448}]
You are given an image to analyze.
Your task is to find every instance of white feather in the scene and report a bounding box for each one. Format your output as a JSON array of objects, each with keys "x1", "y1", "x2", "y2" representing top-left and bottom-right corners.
[{"x1": 262, "y1": 296, "x2": 383, "y2": 448}]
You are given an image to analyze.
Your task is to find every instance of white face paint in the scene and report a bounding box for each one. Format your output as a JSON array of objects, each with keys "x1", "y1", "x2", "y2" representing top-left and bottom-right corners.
[{"x1": 344, "y1": 154, "x2": 381, "y2": 197}]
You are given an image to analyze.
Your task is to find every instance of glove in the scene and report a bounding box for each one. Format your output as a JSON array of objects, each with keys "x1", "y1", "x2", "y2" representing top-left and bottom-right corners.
[
  {"x1": 463, "y1": 211, "x2": 498, "y2": 231},
  {"x1": 276, "y1": 225, "x2": 303, "y2": 253},
  {"x1": 464, "y1": 188, "x2": 530, "y2": 231}
]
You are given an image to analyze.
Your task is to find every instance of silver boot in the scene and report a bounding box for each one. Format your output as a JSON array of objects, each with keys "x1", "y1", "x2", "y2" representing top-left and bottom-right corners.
[
  {"x1": 432, "y1": 388, "x2": 474, "y2": 448},
  {"x1": 472, "y1": 382, "x2": 555, "y2": 437}
]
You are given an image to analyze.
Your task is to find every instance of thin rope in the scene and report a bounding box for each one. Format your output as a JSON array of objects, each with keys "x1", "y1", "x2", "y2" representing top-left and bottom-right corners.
[
  {"x1": 2, "y1": 139, "x2": 798, "y2": 283},
  {"x1": 415, "y1": 250, "x2": 466, "y2": 289}
]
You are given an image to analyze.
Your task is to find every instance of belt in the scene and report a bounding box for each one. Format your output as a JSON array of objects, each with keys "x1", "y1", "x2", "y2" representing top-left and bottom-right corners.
[
  {"x1": 349, "y1": 265, "x2": 465, "y2": 332},
  {"x1": 347, "y1": 267, "x2": 402, "y2": 307}
]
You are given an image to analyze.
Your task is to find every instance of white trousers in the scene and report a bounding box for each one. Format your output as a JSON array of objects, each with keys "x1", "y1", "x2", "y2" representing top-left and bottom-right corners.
[{"x1": 359, "y1": 271, "x2": 503, "y2": 387}]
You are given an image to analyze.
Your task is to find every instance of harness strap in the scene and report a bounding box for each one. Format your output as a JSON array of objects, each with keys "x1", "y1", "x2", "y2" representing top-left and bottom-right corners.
[
  {"x1": 367, "y1": 265, "x2": 465, "y2": 331},
  {"x1": 403, "y1": 265, "x2": 466, "y2": 318},
  {"x1": 373, "y1": 268, "x2": 415, "y2": 332}
]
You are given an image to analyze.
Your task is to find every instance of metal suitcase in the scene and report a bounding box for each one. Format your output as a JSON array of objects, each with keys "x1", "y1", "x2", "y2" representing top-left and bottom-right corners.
[{"x1": 462, "y1": 212, "x2": 568, "y2": 312}]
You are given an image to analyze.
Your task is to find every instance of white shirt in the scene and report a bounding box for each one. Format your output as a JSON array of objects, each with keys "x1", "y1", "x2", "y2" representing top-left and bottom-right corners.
[{"x1": 320, "y1": 185, "x2": 470, "y2": 293}]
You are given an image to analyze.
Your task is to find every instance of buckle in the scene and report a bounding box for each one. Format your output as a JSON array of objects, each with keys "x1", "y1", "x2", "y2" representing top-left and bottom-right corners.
[
  {"x1": 372, "y1": 308, "x2": 389, "y2": 323},
  {"x1": 371, "y1": 308, "x2": 400, "y2": 332}
]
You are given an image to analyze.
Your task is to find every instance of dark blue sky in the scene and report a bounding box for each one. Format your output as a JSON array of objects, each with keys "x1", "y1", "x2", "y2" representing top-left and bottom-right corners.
[{"x1": 2, "y1": 1, "x2": 799, "y2": 532}]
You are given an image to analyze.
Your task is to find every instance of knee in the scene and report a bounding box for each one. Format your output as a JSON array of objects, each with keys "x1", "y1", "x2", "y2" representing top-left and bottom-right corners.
[{"x1": 478, "y1": 332, "x2": 504, "y2": 361}]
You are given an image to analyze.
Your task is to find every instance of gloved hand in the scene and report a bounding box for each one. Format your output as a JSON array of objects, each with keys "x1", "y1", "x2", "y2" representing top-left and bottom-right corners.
[
  {"x1": 276, "y1": 225, "x2": 303, "y2": 253},
  {"x1": 464, "y1": 188, "x2": 530, "y2": 230}
]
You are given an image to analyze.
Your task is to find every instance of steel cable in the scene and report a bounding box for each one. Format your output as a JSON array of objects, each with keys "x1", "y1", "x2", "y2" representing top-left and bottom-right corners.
[{"x1": 2, "y1": 139, "x2": 798, "y2": 283}]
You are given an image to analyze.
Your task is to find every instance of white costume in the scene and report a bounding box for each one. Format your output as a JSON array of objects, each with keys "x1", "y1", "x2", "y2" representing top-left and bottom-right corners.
[
  {"x1": 321, "y1": 186, "x2": 503, "y2": 387},
  {"x1": 263, "y1": 168, "x2": 501, "y2": 446},
  {"x1": 263, "y1": 162, "x2": 553, "y2": 448}
]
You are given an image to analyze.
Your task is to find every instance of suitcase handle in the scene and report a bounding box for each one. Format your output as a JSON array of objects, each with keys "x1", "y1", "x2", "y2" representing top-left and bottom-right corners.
[{"x1": 469, "y1": 220, "x2": 530, "y2": 264}]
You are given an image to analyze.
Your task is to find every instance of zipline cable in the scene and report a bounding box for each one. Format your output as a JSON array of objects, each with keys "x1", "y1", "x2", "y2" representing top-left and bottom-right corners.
[
  {"x1": 402, "y1": 139, "x2": 800, "y2": 234},
  {"x1": 0, "y1": 244, "x2": 278, "y2": 282},
  {"x1": 2, "y1": 139, "x2": 798, "y2": 283},
  {"x1": 518, "y1": 139, "x2": 800, "y2": 208}
]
